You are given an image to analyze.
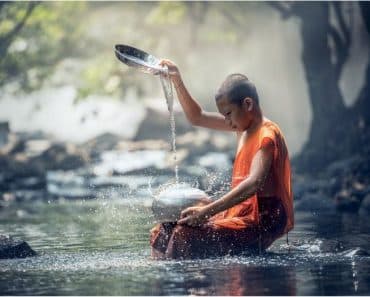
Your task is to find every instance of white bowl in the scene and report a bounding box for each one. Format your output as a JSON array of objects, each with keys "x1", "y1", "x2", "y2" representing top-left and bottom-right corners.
[{"x1": 152, "y1": 184, "x2": 209, "y2": 223}]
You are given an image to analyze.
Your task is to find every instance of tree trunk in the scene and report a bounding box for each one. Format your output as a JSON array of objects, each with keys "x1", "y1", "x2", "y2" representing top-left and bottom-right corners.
[
  {"x1": 351, "y1": 2, "x2": 370, "y2": 156},
  {"x1": 292, "y1": 3, "x2": 362, "y2": 172}
]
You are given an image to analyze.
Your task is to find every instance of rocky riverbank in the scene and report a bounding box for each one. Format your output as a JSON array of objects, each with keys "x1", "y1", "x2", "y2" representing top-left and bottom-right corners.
[
  {"x1": 1, "y1": 113, "x2": 369, "y2": 260},
  {"x1": 293, "y1": 154, "x2": 370, "y2": 214},
  {"x1": 0, "y1": 110, "x2": 369, "y2": 215},
  {"x1": 0, "y1": 109, "x2": 235, "y2": 208}
]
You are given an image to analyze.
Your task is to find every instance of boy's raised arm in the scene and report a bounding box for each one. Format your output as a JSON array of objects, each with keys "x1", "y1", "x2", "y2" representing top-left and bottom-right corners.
[{"x1": 160, "y1": 59, "x2": 233, "y2": 131}]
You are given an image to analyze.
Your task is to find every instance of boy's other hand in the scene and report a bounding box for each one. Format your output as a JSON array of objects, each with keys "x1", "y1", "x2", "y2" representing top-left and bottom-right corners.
[
  {"x1": 159, "y1": 59, "x2": 181, "y2": 80},
  {"x1": 178, "y1": 206, "x2": 208, "y2": 227}
]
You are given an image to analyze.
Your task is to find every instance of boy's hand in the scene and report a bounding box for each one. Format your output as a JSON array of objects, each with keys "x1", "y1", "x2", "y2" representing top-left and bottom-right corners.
[
  {"x1": 159, "y1": 59, "x2": 181, "y2": 80},
  {"x1": 178, "y1": 206, "x2": 209, "y2": 227}
]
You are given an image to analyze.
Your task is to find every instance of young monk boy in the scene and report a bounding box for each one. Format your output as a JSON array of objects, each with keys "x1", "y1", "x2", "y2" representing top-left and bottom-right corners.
[{"x1": 150, "y1": 59, "x2": 294, "y2": 259}]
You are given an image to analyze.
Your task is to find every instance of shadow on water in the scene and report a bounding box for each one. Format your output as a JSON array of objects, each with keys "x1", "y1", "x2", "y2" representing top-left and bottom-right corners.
[{"x1": 1, "y1": 198, "x2": 370, "y2": 295}]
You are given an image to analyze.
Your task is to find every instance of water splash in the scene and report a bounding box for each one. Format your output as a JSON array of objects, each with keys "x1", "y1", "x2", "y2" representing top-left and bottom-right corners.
[{"x1": 159, "y1": 67, "x2": 179, "y2": 184}]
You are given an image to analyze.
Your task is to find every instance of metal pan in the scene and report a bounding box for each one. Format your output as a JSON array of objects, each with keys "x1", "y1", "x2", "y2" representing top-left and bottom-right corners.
[{"x1": 114, "y1": 44, "x2": 164, "y2": 75}]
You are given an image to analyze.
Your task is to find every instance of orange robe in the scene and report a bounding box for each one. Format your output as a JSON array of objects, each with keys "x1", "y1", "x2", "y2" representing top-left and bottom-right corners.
[
  {"x1": 150, "y1": 120, "x2": 294, "y2": 259},
  {"x1": 211, "y1": 120, "x2": 294, "y2": 233}
]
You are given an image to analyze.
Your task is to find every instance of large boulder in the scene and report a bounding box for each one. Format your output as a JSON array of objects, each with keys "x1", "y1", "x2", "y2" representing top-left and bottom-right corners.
[
  {"x1": 82, "y1": 132, "x2": 125, "y2": 159},
  {"x1": 325, "y1": 155, "x2": 363, "y2": 177},
  {"x1": 30, "y1": 142, "x2": 89, "y2": 172},
  {"x1": 0, "y1": 234, "x2": 36, "y2": 259},
  {"x1": 1, "y1": 141, "x2": 89, "y2": 179}
]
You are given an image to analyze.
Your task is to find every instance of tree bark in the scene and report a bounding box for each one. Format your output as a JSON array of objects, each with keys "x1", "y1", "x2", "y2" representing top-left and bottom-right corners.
[
  {"x1": 0, "y1": 2, "x2": 38, "y2": 59},
  {"x1": 291, "y1": 3, "x2": 351, "y2": 171},
  {"x1": 351, "y1": 2, "x2": 370, "y2": 156}
]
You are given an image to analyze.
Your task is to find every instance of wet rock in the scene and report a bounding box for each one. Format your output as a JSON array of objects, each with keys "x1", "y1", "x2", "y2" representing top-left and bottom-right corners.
[
  {"x1": 120, "y1": 165, "x2": 175, "y2": 177},
  {"x1": 327, "y1": 176, "x2": 342, "y2": 196},
  {"x1": 13, "y1": 190, "x2": 48, "y2": 202},
  {"x1": 292, "y1": 176, "x2": 329, "y2": 200},
  {"x1": 7, "y1": 138, "x2": 27, "y2": 155},
  {"x1": 116, "y1": 139, "x2": 169, "y2": 152},
  {"x1": 0, "y1": 234, "x2": 36, "y2": 259},
  {"x1": 15, "y1": 130, "x2": 52, "y2": 142},
  {"x1": 24, "y1": 139, "x2": 52, "y2": 158},
  {"x1": 359, "y1": 193, "x2": 370, "y2": 215},
  {"x1": 33, "y1": 143, "x2": 89, "y2": 171},
  {"x1": 325, "y1": 155, "x2": 362, "y2": 177},
  {"x1": 0, "y1": 121, "x2": 9, "y2": 147},
  {"x1": 94, "y1": 149, "x2": 168, "y2": 176},
  {"x1": 292, "y1": 177, "x2": 310, "y2": 200},
  {"x1": 335, "y1": 189, "x2": 363, "y2": 212},
  {"x1": 83, "y1": 132, "x2": 125, "y2": 159},
  {"x1": 46, "y1": 170, "x2": 95, "y2": 199},
  {"x1": 335, "y1": 182, "x2": 370, "y2": 212},
  {"x1": 319, "y1": 239, "x2": 370, "y2": 256},
  {"x1": 134, "y1": 106, "x2": 193, "y2": 141},
  {"x1": 319, "y1": 239, "x2": 346, "y2": 253},
  {"x1": 9, "y1": 177, "x2": 45, "y2": 190},
  {"x1": 0, "y1": 140, "x2": 89, "y2": 192},
  {"x1": 0, "y1": 153, "x2": 36, "y2": 180},
  {"x1": 342, "y1": 248, "x2": 370, "y2": 257},
  {"x1": 0, "y1": 190, "x2": 47, "y2": 203},
  {"x1": 294, "y1": 193, "x2": 335, "y2": 212},
  {"x1": 1, "y1": 131, "x2": 52, "y2": 156},
  {"x1": 1, "y1": 192, "x2": 16, "y2": 203},
  {"x1": 46, "y1": 169, "x2": 164, "y2": 199}
]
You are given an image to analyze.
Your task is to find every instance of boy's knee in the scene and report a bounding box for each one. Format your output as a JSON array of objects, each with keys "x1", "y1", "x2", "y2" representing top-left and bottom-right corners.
[{"x1": 172, "y1": 225, "x2": 197, "y2": 241}]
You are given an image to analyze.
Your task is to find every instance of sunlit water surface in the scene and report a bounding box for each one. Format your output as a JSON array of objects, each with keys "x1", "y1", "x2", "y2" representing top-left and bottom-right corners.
[{"x1": 1, "y1": 197, "x2": 370, "y2": 295}]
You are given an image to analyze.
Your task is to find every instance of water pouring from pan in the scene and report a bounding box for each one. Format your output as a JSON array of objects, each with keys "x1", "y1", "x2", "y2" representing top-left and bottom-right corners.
[{"x1": 114, "y1": 44, "x2": 206, "y2": 221}]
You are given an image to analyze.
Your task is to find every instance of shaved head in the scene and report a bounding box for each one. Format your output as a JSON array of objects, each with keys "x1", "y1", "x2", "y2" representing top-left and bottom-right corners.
[{"x1": 215, "y1": 73, "x2": 259, "y2": 106}]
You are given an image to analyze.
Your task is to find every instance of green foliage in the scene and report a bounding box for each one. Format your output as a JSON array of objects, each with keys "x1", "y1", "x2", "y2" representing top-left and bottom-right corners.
[
  {"x1": 77, "y1": 54, "x2": 118, "y2": 101},
  {"x1": 0, "y1": 1, "x2": 259, "y2": 100},
  {"x1": 0, "y1": 2, "x2": 86, "y2": 91},
  {"x1": 146, "y1": 2, "x2": 187, "y2": 25},
  {"x1": 76, "y1": 53, "x2": 146, "y2": 102}
]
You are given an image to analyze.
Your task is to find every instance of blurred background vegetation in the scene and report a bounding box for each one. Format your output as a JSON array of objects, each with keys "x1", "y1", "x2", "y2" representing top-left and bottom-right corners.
[
  {"x1": 2, "y1": 2, "x2": 274, "y2": 101},
  {"x1": 0, "y1": 1, "x2": 369, "y2": 172}
]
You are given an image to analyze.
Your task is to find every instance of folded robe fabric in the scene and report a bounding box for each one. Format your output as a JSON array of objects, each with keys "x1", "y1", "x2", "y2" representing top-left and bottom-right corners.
[
  {"x1": 211, "y1": 119, "x2": 294, "y2": 234},
  {"x1": 150, "y1": 119, "x2": 294, "y2": 258}
]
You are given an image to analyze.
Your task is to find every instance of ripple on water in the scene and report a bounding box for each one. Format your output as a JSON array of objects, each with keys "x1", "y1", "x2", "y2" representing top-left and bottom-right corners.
[{"x1": 1, "y1": 238, "x2": 369, "y2": 275}]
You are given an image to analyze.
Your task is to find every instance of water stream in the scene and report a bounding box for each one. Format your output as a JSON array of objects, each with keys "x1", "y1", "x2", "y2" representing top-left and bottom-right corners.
[{"x1": 159, "y1": 68, "x2": 179, "y2": 184}]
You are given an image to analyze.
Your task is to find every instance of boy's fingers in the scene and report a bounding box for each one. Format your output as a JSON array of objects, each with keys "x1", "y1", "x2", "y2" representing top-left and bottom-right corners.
[
  {"x1": 180, "y1": 209, "x2": 190, "y2": 218},
  {"x1": 178, "y1": 217, "x2": 187, "y2": 225},
  {"x1": 159, "y1": 59, "x2": 170, "y2": 66}
]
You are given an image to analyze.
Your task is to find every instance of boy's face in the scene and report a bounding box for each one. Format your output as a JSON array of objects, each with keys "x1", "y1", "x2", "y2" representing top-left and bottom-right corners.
[{"x1": 216, "y1": 96, "x2": 252, "y2": 132}]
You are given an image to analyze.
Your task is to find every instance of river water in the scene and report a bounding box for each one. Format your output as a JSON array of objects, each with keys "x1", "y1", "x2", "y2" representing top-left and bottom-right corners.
[
  {"x1": 1, "y1": 58, "x2": 369, "y2": 296},
  {"x1": 1, "y1": 196, "x2": 370, "y2": 295}
]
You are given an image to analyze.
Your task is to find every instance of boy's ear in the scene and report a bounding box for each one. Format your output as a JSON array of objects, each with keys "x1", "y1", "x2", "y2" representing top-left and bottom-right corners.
[{"x1": 243, "y1": 97, "x2": 253, "y2": 111}]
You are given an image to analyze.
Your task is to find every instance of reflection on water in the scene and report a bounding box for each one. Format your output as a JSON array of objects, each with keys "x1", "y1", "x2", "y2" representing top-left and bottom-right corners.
[{"x1": 0, "y1": 198, "x2": 370, "y2": 295}]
